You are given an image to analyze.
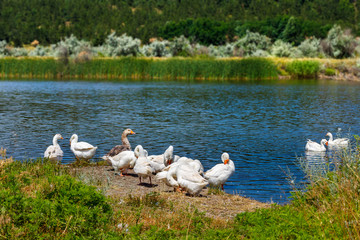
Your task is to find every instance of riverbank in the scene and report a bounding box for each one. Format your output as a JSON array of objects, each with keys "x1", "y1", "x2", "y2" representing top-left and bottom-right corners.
[
  {"x1": 71, "y1": 164, "x2": 269, "y2": 221},
  {"x1": 1, "y1": 147, "x2": 360, "y2": 238},
  {"x1": 1, "y1": 56, "x2": 359, "y2": 81}
]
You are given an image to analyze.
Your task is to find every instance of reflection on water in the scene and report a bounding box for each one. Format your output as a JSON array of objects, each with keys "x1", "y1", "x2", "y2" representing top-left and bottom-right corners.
[{"x1": 1, "y1": 79, "x2": 360, "y2": 203}]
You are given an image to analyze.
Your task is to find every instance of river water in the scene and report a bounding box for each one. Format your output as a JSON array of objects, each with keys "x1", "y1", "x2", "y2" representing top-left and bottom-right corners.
[{"x1": 1, "y1": 79, "x2": 359, "y2": 203}]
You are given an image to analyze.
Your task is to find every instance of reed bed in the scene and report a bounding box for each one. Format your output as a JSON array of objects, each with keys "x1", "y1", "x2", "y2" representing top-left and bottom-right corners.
[
  {"x1": 0, "y1": 57, "x2": 58, "y2": 79},
  {"x1": 0, "y1": 57, "x2": 278, "y2": 81}
]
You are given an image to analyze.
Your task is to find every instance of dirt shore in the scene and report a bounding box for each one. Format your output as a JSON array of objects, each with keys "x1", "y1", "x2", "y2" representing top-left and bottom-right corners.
[{"x1": 70, "y1": 165, "x2": 270, "y2": 220}]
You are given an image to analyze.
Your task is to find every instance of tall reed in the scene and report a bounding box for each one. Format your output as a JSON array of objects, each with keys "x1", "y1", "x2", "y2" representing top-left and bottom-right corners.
[
  {"x1": 0, "y1": 57, "x2": 278, "y2": 80},
  {"x1": 0, "y1": 57, "x2": 57, "y2": 79}
]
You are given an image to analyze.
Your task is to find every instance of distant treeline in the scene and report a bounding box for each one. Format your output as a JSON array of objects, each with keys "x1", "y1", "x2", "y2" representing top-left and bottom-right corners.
[{"x1": 0, "y1": 0, "x2": 358, "y2": 46}]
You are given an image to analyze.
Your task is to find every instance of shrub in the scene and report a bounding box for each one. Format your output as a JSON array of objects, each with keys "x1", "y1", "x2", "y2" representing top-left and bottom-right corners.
[
  {"x1": 53, "y1": 34, "x2": 92, "y2": 58},
  {"x1": 208, "y1": 43, "x2": 234, "y2": 57},
  {"x1": 271, "y1": 40, "x2": 295, "y2": 57},
  {"x1": 279, "y1": 16, "x2": 302, "y2": 45},
  {"x1": 286, "y1": 60, "x2": 320, "y2": 78},
  {"x1": 103, "y1": 32, "x2": 141, "y2": 57},
  {"x1": 140, "y1": 40, "x2": 172, "y2": 57},
  {"x1": 29, "y1": 45, "x2": 49, "y2": 57},
  {"x1": 10, "y1": 47, "x2": 28, "y2": 57},
  {"x1": 169, "y1": 35, "x2": 192, "y2": 57},
  {"x1": 324, "y1": 68, "x2": 336, "y2": 76},
  {"x1": 322, "y1": 25, "x2": 359, "y2": 58},
  {"x1": 297, "y1": 37, "x2": 321, "y2": 57},
  {"x1": 234, "y1": 30, "x2": 271, "y2": 56},
  {"x1": 0, "y1": 40, "x2": 11, "y2": 57}
]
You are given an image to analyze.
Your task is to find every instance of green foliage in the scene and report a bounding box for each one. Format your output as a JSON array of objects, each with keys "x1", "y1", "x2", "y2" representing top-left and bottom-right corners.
[
  {"x1": 286, "y1": 60, "x2": 321, "y2": 78},
  {"x1": 0, "y1": 159, "x2": 116, "y2": 239},
  {"x1": 324, "y1": 68, "x2": 336, "y2": 76},
  {"x1": 235, "y1": 16, "x2": 331, "y2": 45},
  {"x1": 159, "y1": 18, "x2": 232, "y2": 46},
  {"x1": 279, "y1": 16, "x2": 302, "y2": 45}
]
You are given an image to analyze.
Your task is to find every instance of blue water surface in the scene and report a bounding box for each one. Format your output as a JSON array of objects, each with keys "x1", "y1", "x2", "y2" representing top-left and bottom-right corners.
[{"x1": 0, "y1": 79, "x2": 359, "y2": 203}]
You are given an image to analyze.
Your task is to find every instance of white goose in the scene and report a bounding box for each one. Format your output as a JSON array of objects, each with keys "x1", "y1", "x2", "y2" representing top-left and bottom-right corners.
[
  {"x1": 44, "y1": 134, "x2": 64, "y2": 161},
  {"x1": 305, "y1": 139, "x2": 328, "y2": 152},
  {"x1": 176, "y1": 163, "x2": 208, "y2": 196},
  {"x1": 204, "y1": 153, "x2": 235, "y2": 190},
  {"x1": 148, "y1": 146, "x2": 174, "y2": 173},
  {"x1": 107, "y1": 151, "x2": 137, "y2": 176},
  {"x1": 176, "y1": 157, "x2": 204, "y2": 174},
  {"x1": 156, "y1": 162, "x2": 181, "y2": 191},
  {"x1": 326, "y1": 132, "x2": 350, "y2": 147},
  {"x1": 133, "y1": 145, "x2": 154, "y2": 185},
  {"x1": 69, "y1": 134, "x2": 97, "y2": 160}
]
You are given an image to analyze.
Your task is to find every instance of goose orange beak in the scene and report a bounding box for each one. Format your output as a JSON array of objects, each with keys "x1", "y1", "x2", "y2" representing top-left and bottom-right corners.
[
  {"x1": 224, "y1": 159, "x2": 229, "y2": 165},
  {"x1": 61, "y1": 137, "x2": 64, "y2": 140},
  {"x1": 130, "y1": 130, "x2": 135, "y2": 135},
  {"x1": 325, "y1": 142, "x2": 328, "y2": 146}
]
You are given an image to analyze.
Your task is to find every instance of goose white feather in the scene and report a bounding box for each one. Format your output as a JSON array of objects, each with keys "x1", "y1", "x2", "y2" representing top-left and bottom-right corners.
[
  {"x1": 44, "y1": 134, "x2": 63, "y2": 161},
  {"x1": 133, "y1": 145, "x2": 154, "y2": 184},
  {"x1": 176, "y1": 163, "x2": 208, "y2": 196},
  {"x1": 305, "y1": 139, "x2": 328, "y2": 152},
  {"x1": 326, "y1": 132, "x2": 350, "y2": 147},
  {"x1": 69, "y1": 134, "x2": 97, "y2": 160},
  {"x1": 107, "y1": 150, "x2": 137, "y2": 176},
  {"x1": 204, "y1": 153, "x2": 235, "y2": 190},
  {"x1": 148, "y1": 145, "x2": 174, "y2": 173}
]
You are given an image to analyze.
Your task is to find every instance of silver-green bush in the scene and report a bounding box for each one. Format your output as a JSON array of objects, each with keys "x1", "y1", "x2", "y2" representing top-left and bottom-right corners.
[
  {"x1": 271, "y1": 40, "x2": 295, "y2": 57},
  {"x1": 297, "y1": 37, "x2": 321, "y2": 58},
  {"x1": 103, "y1": 32, "x2": 141, "y2": 57},
  {"x1": 169, "y1": 35, "x2": 192, "y2": 56},
  {"x1": 235, "y1": 30, "x2": 271, "y2": 56},
  {"x1": 54, "y1": 34, "x2": 91, "y2": 58},
  {"x1": 0, "y1": 40, "x2": 11, "y2": 57},
  {"x1": 322, "y1": 25, "x2": 359, "y2": 59},
  {"x1": 140, "y1": 40, "x2": 172, "y2": 57}
]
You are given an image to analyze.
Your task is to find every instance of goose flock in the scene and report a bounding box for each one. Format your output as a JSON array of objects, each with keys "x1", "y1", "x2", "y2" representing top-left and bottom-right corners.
[
  {"x1": 44, "y1": 128, "x2": 235, "y2": 196},
  {"x1": 305, "y1": 131, "x2": 350, "y2": 152}
]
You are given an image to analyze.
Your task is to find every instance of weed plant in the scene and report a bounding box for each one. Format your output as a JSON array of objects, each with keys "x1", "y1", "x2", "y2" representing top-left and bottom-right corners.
[{"x1": 286, "y1": 59, "x2": 321, "y2": 78}]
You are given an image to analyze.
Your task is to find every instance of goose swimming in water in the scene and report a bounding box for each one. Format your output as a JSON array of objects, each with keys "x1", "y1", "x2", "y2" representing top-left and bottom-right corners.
[
  {"x1": 305, "y1": 139, "x2": 328, "y2": 152},
  {"x1": 326, "y1": 132, "x2": 350, "y2": 148}
]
